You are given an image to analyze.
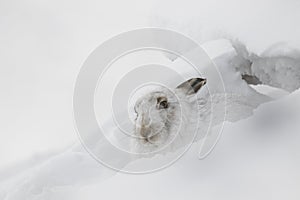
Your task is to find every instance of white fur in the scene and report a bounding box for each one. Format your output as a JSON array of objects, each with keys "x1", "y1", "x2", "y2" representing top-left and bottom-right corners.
[{"x1": 131, "y1": 84, "x2": 203, "y2": 155}]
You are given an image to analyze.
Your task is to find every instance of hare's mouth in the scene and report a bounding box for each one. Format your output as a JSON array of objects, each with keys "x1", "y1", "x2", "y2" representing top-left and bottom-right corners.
[
  {"x1": 144, "y1": 138, "x2": 153, "y2": 144},
  {"x1": 141, "y1": 135, "x2": 159, "y2": 145},
  {"x1": 143, "y1": 136, "x2": 154, "y2": 144}
]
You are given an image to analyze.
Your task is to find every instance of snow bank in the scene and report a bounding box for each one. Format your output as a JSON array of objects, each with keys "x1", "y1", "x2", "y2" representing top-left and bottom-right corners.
[
  {"x1": 0, "y1": 41, "x2": 272, "y2": 199},
  {"x1": 1, "y1": 0, "x2": 299, "y2": 199},
  {"x1": 168, "y1": 38, "x2": 300, "y2": 92},
  {"x1": 231, "y1": 41, "x2": 300, "y2": 92},
  {"x1": 2, "y1": 25, "x2": 298, "y2": 200},
  {"x1": 3, "y1": 80, "x2": 299, "y2": 200},
  {"x1": 82, "y1": 88, "x2": 300, "y2": 200}
]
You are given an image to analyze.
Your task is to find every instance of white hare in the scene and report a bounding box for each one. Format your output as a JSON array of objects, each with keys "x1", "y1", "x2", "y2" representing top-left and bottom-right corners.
[{"x1": 132, "y1": 78, "x2": 207, "y2": 154}]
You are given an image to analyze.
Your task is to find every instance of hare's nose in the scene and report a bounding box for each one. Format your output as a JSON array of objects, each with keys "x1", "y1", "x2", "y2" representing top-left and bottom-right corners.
[
  {"x1": 140, "y1": 113, "x2": 151, "y2": 127},
  {"x1": 140, "y1": 126, "x2": 149, "y2": 138},
  {"x1": 135, "y1": 114, "x2": 152, "y2": 137}
]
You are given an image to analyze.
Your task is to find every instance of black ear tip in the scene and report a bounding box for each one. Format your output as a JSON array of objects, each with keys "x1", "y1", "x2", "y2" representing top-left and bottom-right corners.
[
  {"x1": 176, "y1": 77, "x2": 207, "y2": 95},
  {"x1": 187, "y1": 77, "x2": 207, "y2": 93},
  {"x1": 198, "y1": 77, "x2": 206, "y2": 82},
  {"x1": 192, "y1": 77, "x2": 207, "y2": 85}
]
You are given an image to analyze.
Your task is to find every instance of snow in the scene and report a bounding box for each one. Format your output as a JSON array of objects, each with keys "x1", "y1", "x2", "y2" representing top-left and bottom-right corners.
[
  {"x1": 230, "y1": 41, "x2": 300, "y2": 92},
  {"x1": 2, "y1": 86, "x2": 300, "y2": 200},
  {"x1": 1, "y1": 0, "x2": 300, "y2": 199},
  {"x1": 0, "y1": 40, "x2": 291, "y2": 200},
  {"x1": 90, "y1": 89, "x2": 300, "y2": 200},
  {"x1": 150, "y1": 0, "x2": 300, "y2": 92}
]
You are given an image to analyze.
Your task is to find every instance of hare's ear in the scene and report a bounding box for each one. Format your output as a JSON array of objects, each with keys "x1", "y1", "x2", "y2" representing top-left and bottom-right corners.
[{"x1": 176, "y1": 78, "x2": 206, "y2": 95}]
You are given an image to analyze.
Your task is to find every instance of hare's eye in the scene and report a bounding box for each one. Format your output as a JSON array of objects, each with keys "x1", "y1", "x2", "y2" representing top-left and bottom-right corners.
[
  {"x1": 158, "y1": 100, "x2": 168, "y2": 109},
  {"x1": 157, "y1": 97, "x2": 168, "y2": 109}
]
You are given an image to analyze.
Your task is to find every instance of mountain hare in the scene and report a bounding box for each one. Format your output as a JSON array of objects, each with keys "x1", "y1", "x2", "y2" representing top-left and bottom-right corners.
[{"x1": 132, "y1": 78, "x2": 207, "y2": 154}]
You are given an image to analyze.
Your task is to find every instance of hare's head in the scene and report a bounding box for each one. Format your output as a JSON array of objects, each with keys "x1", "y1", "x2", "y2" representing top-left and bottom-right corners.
[{"x1": 133, "y1": 78, "x2": 206, "y2": 148}]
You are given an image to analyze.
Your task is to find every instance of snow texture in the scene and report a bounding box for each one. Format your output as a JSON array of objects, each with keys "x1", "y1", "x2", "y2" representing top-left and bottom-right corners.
[
  {"x1": 0, "y1": 42, "x2": 279, "y2": 200},
  {"x1": 1, "y1": 0, "x2": 300, "y2": 199}
]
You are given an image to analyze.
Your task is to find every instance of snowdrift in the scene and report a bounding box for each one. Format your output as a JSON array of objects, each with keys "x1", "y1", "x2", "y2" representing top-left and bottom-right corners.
[{"x1": 0, "y1": 39, "x2": 285, "y2": 200}]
